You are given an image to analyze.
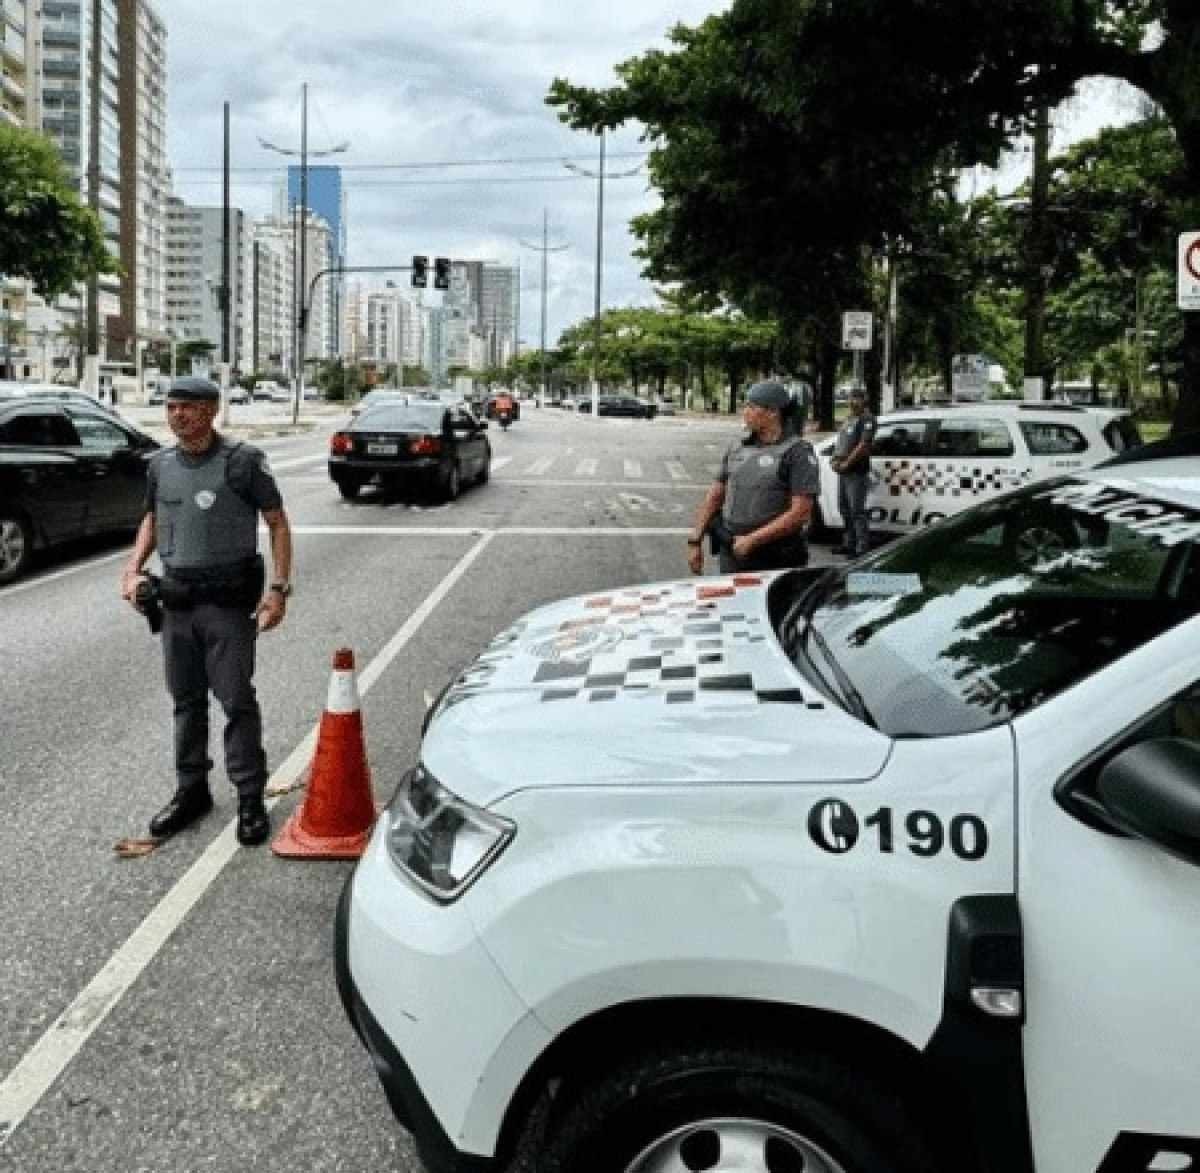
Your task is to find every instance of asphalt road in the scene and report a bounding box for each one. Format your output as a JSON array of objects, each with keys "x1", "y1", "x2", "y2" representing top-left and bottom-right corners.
[{"x1": 0, "y1": 406, "x2": 836, "y2": 1172}]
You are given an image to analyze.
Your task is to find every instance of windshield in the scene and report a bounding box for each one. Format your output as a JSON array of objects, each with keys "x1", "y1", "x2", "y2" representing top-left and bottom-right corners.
[{"x1": 776, "y1": 477, "x2": 1200, "y2": 738}]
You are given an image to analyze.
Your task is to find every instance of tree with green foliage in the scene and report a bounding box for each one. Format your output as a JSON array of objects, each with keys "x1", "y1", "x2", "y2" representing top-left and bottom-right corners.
[
  {"x1": 549, "y1": 0, "x2": 1200, "y2": 433},
  {"x1": 0, "y1": 124, "x2": 115, "y2": 297}
]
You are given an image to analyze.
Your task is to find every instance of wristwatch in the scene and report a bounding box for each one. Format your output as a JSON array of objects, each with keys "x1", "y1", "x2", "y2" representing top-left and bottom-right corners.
[{"x1": 269, "y1": 580, "x2": 293, "y2": 598}]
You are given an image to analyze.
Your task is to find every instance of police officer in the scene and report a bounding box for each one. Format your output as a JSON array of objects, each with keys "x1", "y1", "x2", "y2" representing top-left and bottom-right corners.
[
  {"x1": 831, "y1": 386, "x2": 876, "y2": 558},
  {"x1": 687, "y1": 381, "x2": 820, "y2": 574},
  {"x1": 120, "y1": 377, "x2": 293, "y2": 846}
]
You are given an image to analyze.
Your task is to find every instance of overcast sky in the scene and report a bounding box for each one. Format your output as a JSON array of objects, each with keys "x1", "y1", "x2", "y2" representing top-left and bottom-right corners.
[{"x1": 166, "y1": 2, "x2": 1139, "y2": 349}]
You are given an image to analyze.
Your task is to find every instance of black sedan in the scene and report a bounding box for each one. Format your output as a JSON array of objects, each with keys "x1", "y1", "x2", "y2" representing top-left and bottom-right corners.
[
  {"x1": 0, "y1": 399, "x2": 159, "y2": 584},
  {"x1": 577, "y1": 395, "x2": 657, "y2": 419},
  {"x1": 328, "y1": 401, "x2": 491, "y2": 501}
]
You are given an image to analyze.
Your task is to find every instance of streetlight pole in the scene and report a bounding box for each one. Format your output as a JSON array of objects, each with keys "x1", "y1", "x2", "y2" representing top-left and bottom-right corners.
[
  {"x1": 520, "y1": 208, "x2": 568, "y2": 407},
  {"x1": 564, "y1": 133, "x2": 640, "y2": 418},
  {"x1": 259, "y1": 84, "x2": 349, "y2": 425}
]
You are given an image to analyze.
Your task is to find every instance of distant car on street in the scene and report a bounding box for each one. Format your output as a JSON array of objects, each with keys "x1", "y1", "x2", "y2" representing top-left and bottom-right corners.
[
  {"x1": 228, "y1": 387, "x2": 251, "y2": 404},
  {"x1": 578, "y1": 394, "x2": 658, "y2": 419},
  {"x1": 349, "y1": 389, "x2": 412, "y2": 418},
  {"x1": 328, "y1": 400, "x2": 491, "y2": 501},
  {"x1": 0, "y1": 399, "x2": 158, "y2": 584}
]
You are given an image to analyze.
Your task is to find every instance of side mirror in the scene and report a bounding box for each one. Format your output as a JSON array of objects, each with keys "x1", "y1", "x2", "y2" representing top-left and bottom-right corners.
[{"x1": 1095, "y1": 739, "x2": 1200, "y2": 867}]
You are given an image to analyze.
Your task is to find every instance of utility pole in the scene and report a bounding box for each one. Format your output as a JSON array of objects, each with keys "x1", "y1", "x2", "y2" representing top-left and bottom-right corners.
[
  {"x1": 520, "y1": 209, "x2": 568, "y2": 407},
  {"x1": 260, "y1": 84, "x2": 348, "y2": 425},
  {"x1": 85, "y1": 0, "x2": 102, "y2": 396},
  {"x1": 564, "y1": 134, "x2": 640, "y2": 417},
  {"x1": 1023, "y1": 102, "x2": 1051, "y2": 401},
  {"x1": 221, "y1": 100, "x2": 232, "y2": 425}
]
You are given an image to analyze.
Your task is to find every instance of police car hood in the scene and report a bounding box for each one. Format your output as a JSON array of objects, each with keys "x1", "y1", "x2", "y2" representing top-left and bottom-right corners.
[{"x1": 423, "y1": 575, "x2": 891, "y2": 805}]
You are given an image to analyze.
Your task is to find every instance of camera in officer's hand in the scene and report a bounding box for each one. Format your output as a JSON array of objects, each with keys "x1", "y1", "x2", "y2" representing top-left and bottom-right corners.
[{"x1": 134, "y1": 574, "x2": 164, "y2": 635}]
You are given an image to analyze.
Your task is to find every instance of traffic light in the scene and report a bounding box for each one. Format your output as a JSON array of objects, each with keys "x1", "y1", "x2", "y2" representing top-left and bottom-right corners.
[
  {"x1": 434, "y1": 257, "x2": 451, "y2": 290},
  {"x1": 411, "y1": 255, "x2": 428, "y2": 288}
]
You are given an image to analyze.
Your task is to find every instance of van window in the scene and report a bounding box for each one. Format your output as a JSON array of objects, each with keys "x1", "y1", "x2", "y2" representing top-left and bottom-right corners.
[
  {"x1": 932, "y1": 417, "x2": 1015, "y2": 459},
  {"x1": 872, "y1": 420, "x2": 930, "y2": 457},
  {"x1": 1020, "y1": 421, "x2": 1088, "y2": 455}
]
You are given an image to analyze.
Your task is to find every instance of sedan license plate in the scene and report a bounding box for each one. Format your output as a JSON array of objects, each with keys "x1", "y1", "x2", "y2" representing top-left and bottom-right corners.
[{"x1": 367, "y1": 442, "x2": 398, "y2": 456}]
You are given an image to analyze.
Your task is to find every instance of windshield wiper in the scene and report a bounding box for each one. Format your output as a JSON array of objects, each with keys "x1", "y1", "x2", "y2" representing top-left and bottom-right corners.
[
  {"x1": 783, "y1": 568, "x2": 840, "y2": 650},
  {"x1": 805, "y1": 622, "x2": 878, "y2": 728}
]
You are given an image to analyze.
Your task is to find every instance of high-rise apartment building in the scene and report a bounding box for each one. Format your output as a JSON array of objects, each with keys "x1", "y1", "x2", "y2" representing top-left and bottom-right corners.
[
  {"x1": 39, "y1": 0, "x2": 121, "y2": 323},
  {"x1": 1, "y1": 0, "x2": 38, "y2": 128},
  {"x1": 480, "y1": 265, "x2": 519, "y2": 367},
  {"x1": 249, "y1": 229, "x2": 290, "y2": 374},
  {"x1": 165, "y1": 197, "x2": 246, "y2": 364},
  {"x1": 250, "y1": 209, "x2": 335, "y2": 374},
  {"x1": 113, "y1": 0, "x2": 168, "y2": 354},
  {"x1": 36, "y1": 0, "x2": 166, "y2": 368},
  {"x1": 287, "y1": 165, "x2": 344, "y2": 356}
]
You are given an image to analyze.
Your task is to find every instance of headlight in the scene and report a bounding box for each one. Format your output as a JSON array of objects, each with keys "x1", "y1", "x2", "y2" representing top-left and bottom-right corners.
[{"x1": 385, "y1": 765, "x2": 515, "y2": 902}]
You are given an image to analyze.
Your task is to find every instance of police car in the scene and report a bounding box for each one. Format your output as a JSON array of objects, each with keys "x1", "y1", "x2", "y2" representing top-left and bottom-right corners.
[
  {"x1": 336, "y1": 442, "x2": 1200, "y2": 1173},
  {"x1": 812, "y1": 401, "x2": 1140, "y2": 539}
]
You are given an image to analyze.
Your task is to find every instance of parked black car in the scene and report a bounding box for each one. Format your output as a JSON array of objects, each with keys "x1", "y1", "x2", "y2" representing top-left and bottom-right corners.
[
  {"x1": 0, "y1": 399, "x2": 159, "y2": 584},
  {"x1": 328, "y1": 401, "x2": 491, "y2": 501},
  {"x1": 577, "y1": 395, "x2": 657, "y2": 419}
]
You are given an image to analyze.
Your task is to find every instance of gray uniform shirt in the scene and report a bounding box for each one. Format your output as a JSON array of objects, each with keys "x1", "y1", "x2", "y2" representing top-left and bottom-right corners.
[
  {"x1": 146, "y1": 436, "x2": 283, "y2": 570},
  {"x1": 719, "y1": 434, "x2": 821, "y2": 535}
]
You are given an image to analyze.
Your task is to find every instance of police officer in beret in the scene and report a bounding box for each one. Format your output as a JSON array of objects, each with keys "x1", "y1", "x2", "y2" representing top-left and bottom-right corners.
[
  {"x1": 688, "y1": 381, "x2": 820, "y2": 574},
  {"x1": 120, "y1": 377, "x2": 293, "y2": 846}
]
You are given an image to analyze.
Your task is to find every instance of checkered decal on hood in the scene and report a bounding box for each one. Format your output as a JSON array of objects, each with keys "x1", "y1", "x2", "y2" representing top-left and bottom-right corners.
[
  {"x1": 436, "y1": 576, "x2": 824, "y2": 713},
  {"x1": 879, "y1": 459, "x2": 1033, "y2": 499}
]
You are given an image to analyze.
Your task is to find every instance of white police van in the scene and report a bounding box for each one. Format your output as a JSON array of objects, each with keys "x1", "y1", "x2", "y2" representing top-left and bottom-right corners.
[
  {"x1": 813, "y1": 402, "x2": 1140, "y2": 539},
  {"x1": 336, "y1": 439, "x2": 1200, "y2": 1173}
]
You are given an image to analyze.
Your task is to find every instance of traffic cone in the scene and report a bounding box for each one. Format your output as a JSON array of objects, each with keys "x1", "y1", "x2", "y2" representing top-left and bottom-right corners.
[{"x1": 272, "y1": 648, "x2": 377, "y2": 860}]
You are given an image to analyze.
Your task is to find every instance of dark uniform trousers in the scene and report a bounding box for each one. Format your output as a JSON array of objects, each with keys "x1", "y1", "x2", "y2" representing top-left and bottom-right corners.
[
  {"x1": 717, "y1": 535, "x2": 809, "y2": 574},
  {"x1": 838, "y1": 472, "x2": 872, "y2": 558},
  {"x1": 163, "y1": 604, "x2": 266, "y2": 798}
]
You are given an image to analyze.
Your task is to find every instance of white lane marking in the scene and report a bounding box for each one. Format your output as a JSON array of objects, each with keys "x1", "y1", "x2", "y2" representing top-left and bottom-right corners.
[
  {"x1": 284, "y1": 525, "x2": 690, "y2": 536},
  {"x1": 501, "y1": 479, "x2": 706, "y2": 491},
  {"x1": 0, "y1": 551, "x2": 126, "y2": 599},
  {"x1": 490, "y1": 456, "x2": 513, "y2": 472},
  {"x1": 665, "y1": 461, "x2": 689, "y2": 481},
  {"x1": 623, "y1": 459, "x2": 643, "y2": 479},
  {"x1": 575, "y1": 459, "x2": 598, "y2": 476},
  {"x1": 0, "y1": 533, "x2": 495, "y2": 1149},
  {"x1": 269, "y1": 453, "x2": 327, "y2": 471},
  {"x1": 524, "y1": 457, "x2": 555, "y2": 476}
]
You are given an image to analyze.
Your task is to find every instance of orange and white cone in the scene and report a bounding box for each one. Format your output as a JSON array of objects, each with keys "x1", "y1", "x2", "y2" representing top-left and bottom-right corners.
[{"x1": 272, "y1": 648, "x2": 377, "y2": 860}]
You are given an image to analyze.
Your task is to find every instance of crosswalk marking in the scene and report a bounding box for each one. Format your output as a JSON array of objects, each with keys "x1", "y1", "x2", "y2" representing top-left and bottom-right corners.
[
  {"x1": 666, "y1": 461, "x2": 688, "y2": 481},
  {"x1": 623, "y1": 459, "x2": 642, "y2": 479},
  {"x1": 525, "y1": 456, "x2": 555, "y2": 476},
  {"x1": 575, "y1": 458, "x2": 598, "y2": 476},
  {"x1": 490, "y1": 456, "x2": 513, "y2": 472}
]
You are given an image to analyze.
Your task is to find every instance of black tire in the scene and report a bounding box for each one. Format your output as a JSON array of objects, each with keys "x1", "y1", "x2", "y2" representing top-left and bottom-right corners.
[
  {"x1": 529, "y1": 1042, "x2": 938, "y2": 1173},
  {"x1": 1004, "y1": 513, "x2": 1078, "y2": 569},
  {"x1": 335, "y1": 477, "x2": 361, "y2": 501},
  {"x1": 442, "y1": 461, "x2": 461, "y2": 502},
  {"x1": 0, "y1": 513, "x2": 33, "y2": 585},
  {"x1": 476, "y1": 452, "x2": 491, "y2": 485}
]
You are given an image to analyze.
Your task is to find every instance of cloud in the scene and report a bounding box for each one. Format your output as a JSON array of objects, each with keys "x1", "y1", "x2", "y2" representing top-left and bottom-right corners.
[{"x1": 166, "y1": 1, "x2": 725, "y2": 344}]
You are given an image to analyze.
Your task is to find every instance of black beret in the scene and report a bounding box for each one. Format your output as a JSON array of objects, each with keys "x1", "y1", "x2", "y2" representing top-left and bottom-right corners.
[
  {"x1": 746, "y1": 381, "x2": 791, "y2": 411},
  {"x1": 167, "y1": 377, "x2": 220, "y2": 402}
]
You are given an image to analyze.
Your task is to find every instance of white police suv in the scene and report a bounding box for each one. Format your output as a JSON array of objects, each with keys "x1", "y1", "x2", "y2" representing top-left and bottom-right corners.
[
  {"x1": 813, "y1": 401, "x2": 1141, "y2": 539},
  {"x1": 336, "y1": 438, "x2": 1200, "y2": 1173}
]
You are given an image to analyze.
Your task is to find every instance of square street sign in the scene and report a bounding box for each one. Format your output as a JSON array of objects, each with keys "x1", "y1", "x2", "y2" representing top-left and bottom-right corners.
[
  {"x1": 1178, "y1": 232, "x2": 1200, "y2": 310},
  {"x1": 842, "y1": 311, "x2": 873, "y2": 351}
]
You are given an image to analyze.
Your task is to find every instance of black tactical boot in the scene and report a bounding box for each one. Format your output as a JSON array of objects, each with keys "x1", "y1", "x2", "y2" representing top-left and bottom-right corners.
[
  {"x1": 236, "y1": 794, "x2": 270, "y2": 847},
  {"x1": 149, "y1": 787, "x2": 214, "y2": 838}
]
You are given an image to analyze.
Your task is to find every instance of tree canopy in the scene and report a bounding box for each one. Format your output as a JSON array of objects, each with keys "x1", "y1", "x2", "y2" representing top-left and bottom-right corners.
[
  {"x1": 0, "y1": 124, "x2": 115, "y2": 299},
  {"x1": 549, "y1": 0, "x2": 1200, "y2": 432}
]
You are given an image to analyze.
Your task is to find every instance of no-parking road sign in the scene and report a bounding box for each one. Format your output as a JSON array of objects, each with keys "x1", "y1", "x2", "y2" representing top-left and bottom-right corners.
[{"x1": 1178, "y1": 232, "x2": 1200, "y2": 310}]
